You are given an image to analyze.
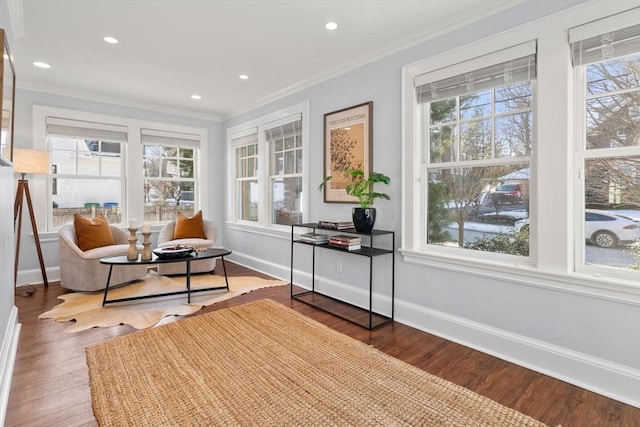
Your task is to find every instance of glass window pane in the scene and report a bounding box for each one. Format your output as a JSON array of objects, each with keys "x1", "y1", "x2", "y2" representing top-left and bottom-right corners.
[
  {"x1": 586, "y1": 54, "x2": 640, "y2": 95},
  {"x1": 162, "y1": 159, "x2": 178, "y2": 177},
  {"x1": 144, "y1": 157, "x2": 160, "y2": 177},
  {"x1": 460, "y1": 119, "x2": 491, "y2": 161},
  {"x1": 50, "y1": 137, "x2": 76, "y2": 150},
  {"x1": 284, "y1": 136, "x2": 295, "y2": 150},
  {"x1": 284, "y1": 151, "x2": 295, "y2": 174},
  {"x1": 429, "y1": 125, "x2": 457, "y2": 163},
  {"x1": 272, "y1": 176, "x2": 302, "y2": 225},
  {"x1": 179, "y1": 159, "x2": 194, "y2": 178},
  {"x1": 180, "y1": 148, "x2": 194, "y2": 159},
  {"x1": 238, "y1": 180, "x2": 258, "y2": 221},
  {"x1": 495, "y1": 112, "x2": 533, "y2": 157},
  {"x1": 162, "y1": 147, "x2": 178, "y2": 157},
  {"x1": 77, "y1": 154, "x2": 100, "y2": 176},
  {"x1": 426, "y1": 164, "x2": 529, "y2": 256},
  {"x1": 52, "y1": 178, "x2": 122, "y2": 227},
  {"x1": 52, "y1": 150, "x2": 77, "y2": 174},
  {"x1": 430, "y1": 98, "x2": 456, "y2": 125},
  {"x1": 495, "y1": 82, "x2": 532, "y2": 113},
  {"x1": 296, "y1": 149, "x2": 302, "y2": 174},
  {"x1": 586, "y1": 93, "x2": 640, "y2": 149},
  {"x1": 144, "y1": 145, "x2": 161, "y2": 156},
  {"x1": 460, "y1": 91, "x2": 491, "y2": 120}
]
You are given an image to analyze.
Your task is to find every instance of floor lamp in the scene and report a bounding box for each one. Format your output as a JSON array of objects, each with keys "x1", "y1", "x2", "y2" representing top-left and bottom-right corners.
[{"x1": 13, "y1": 148, "x2": 50, "y2": 289}]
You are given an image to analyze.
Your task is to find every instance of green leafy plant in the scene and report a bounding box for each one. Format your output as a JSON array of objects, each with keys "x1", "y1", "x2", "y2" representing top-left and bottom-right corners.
[{"x1": 319, "y1": 169, "x2": 391, "y2": 209}]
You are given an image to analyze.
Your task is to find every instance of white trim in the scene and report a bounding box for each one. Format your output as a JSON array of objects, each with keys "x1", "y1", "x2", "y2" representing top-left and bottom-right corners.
[
  {"x1": 396, "y1": 298, "x2": 640, "y2": 408},
  {"x1": 0, "y1": 306, "x2": 21, "y2": 427},
  {"x1": 569, "y1": 7, "x2": 640, "y2": 43},
  {"x1": 414, "y1": 40, "x2": 536, "y2": 87}
]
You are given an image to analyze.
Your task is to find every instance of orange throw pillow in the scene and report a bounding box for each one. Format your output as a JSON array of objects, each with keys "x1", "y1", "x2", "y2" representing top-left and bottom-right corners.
[
  {"x1": 174, "y1": 210, "x2": 205, "y2": 239},
  {"x1": 74, "y1": 214, "x2": 115, "y2": 251}
]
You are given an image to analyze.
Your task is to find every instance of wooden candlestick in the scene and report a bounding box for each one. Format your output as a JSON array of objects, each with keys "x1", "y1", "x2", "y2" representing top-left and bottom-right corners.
[
  {"x1": 127, "y1": 227, "x2": 139, "y2": 261},
  {"x1": 141, "y1": 232, "x2": 152, "y2": 261}
]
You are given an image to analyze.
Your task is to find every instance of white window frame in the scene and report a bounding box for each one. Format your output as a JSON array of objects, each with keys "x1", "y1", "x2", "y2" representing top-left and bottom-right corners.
[
  {"x1": 32, "y1": 105, "x2": 208, "y2": 234},
  {"x1": 226, "y1": 101, "x2": 309, "y2": 233},
  {"x1": 571, "y1": 8, "x2": 640, "y2": 282}
]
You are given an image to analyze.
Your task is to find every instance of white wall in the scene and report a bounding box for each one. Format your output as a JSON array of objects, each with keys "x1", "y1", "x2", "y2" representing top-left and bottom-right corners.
[
  {"x1": 222, "y1": 0, "x2": 640, "y2": 407},
  {"x1": 0, "y1": 4, "x2": 21, "y2": 424}
]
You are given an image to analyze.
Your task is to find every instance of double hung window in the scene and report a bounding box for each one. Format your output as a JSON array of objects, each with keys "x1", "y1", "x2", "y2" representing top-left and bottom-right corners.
[
  {"x1": 228, "y1": 103, "x2": 307, "y2": 229},
  {"x1": 571, "y1": 10, "x2": 640, "y2": 272},
  {"x1": 142, "y1": 129, "x2": 199, "y2": 221},
  {"x1": 415, "y1": 42, "x2": 536, "y2": 256},
  {"x1": 47, "y1": 118, "x2": 127, "y2": 228}
]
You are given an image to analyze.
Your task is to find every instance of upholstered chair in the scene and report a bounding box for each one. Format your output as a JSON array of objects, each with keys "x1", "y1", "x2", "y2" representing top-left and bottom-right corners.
[
  {"x1": 156, "y1": 219, "x2": 217, "y2": 275},
  {"x1": 58, "y1": 224, "x2": 147, "y2": 292}
]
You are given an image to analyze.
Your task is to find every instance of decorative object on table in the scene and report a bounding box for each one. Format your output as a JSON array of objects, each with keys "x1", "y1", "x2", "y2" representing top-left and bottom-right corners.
[
  {"x1": 156, "y1": 211, "x2": 217, "y2": 275},
  {"x1": 0, "y1": 28, "x2": 16, "y2": 166},
  {"x1": 328, "y1": 234, "x2": 362, "y2": 251},
  {"x1": 59, "y1": 219, "x2": 146, "y2": 292},
  {"x1": 317, "y1": 220, "x2": 354, "y2": 230},
  {"x1": 12, "y1": 148, "x2": 50, "y2": 288},
  {"x1": 319, "y1": 168, "x2": 391, "y2": 233},
  {"x1": 85, "y1": 299, "x2": 546, "y2": 426},
  {"x1": 40, "y1": 273, "x2": 287, "y2": 332},
  {"x1": 152, "y1": 245, "x2": 194, "y2": 259},
  {"x1": 127, "y1": 218, "x2": 139, "y2": 261},
  {"x1": 322, "y1": 101, "x2": 372, "y2": 203},
  {"x1": 141, "y1": 229, "x2": 153, "y2": 261},
  {"x1": 299, "y1": 232, "x2": 329, "y2": 245}
]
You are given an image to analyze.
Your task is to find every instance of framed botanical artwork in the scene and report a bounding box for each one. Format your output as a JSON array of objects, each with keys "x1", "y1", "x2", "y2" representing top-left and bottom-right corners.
[{"x1": 322, "y1": 101, "x2": 372, "y2": 203}]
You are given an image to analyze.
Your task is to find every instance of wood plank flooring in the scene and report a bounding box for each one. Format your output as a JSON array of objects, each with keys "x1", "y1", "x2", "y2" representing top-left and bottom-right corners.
[{"x1": 6, "y1": 262, "x2": 640, "y2": 426}]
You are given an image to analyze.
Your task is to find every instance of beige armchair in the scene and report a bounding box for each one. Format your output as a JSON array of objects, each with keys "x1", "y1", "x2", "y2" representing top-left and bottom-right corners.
[
  {"x1": 156, "y1": 219, "x2": 217, "y2": 275},
  {"x1": 58, "y1": 224, "x2": 147, "y2": 292}
]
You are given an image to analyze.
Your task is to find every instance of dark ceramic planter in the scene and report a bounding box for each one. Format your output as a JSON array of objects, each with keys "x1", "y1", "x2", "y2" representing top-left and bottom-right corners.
[{"x1": 352, "y1": 207, "x2": 376, "y2": 233}]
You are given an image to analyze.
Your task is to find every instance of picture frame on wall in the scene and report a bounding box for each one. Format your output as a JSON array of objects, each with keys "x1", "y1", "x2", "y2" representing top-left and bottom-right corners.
[
  {"x1": 0, "y1": 28, "x2": 16, "y2": 166},
  {"x1": 322, "y1": 101, "x2": 372, "y2": 203}
]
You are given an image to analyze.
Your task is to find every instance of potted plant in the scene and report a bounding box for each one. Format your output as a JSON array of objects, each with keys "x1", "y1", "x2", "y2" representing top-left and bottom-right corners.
[{"x1": 319, "y1": 169, "x2": 390, "y2": 232}]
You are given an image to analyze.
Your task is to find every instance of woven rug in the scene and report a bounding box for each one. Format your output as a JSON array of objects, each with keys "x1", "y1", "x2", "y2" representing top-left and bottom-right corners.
[
  {"x1": 86, "y1": 299, "x2": 547, "y2": 426},
  {"x1": 39, "y1": 273, "x2": 286, "y2": 333}
]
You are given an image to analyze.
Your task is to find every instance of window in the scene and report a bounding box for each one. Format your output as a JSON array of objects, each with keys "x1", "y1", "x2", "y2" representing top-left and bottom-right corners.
[
  {"x1": 415, "y1": 42, "x2": 536, "y2": 257},
  {"x1": 233, "y1": 130, "x2": 259, "y2": 222},
  {"x1": 142, "y1": 129, "x2": 199, "y2": 222},
  {"x1": 47, "y1": 118, "x2": 127, "y2": 228},
  {"x1": 36, "y1": 106, "x2": 207, "y2": 232},
  {"x1": 228, "y1": 102, "x2": 308, "y2": 229},
  {"x1": 571, "y1": 11, "x2": 640, "y2": 272}
]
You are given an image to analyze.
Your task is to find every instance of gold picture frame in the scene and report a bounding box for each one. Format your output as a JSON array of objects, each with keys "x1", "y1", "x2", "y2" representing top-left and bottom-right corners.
[{"x1": 322, "y1": 101, "x2": 372, "y2": 203}]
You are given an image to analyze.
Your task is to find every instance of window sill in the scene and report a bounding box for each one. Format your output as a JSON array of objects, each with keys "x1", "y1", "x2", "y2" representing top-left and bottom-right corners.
[
  {"x1": 226, "y1": 222, "x2": 293, "y2": 240},
  {"x1": 399, "y1": 248, "x2": 640, "y2": 305}
]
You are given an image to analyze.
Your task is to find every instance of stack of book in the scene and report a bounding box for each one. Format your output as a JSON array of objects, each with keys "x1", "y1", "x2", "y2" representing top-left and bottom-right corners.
[
  {"x1": 318, "y1": 220, "x2": 354, "y2": 230},
  {"x1": 328, "y1": 234, "x2": 362, "y2": 251},
  {"x1": 299, "y1": 232, "x2": 329, "y2": 245}
]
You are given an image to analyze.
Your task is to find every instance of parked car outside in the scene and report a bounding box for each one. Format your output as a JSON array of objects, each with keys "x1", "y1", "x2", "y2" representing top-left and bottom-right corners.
[
  {"x1": 490, "y1": 183, "x2": 523, "y2": 204},
  {"x1": 514, "y1": 209, "x2": 640, "y2": 248}
]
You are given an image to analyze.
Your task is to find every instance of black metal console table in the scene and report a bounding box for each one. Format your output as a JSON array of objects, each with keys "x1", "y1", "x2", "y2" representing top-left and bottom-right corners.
[{"x1": 290, "y1": 223, "x2": 394, "y2": 329}]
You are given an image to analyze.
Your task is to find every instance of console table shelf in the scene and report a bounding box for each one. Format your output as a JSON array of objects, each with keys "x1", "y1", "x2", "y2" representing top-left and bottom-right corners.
[{"x1": 289, "y1": 223, "x2": 395, "y2": 330}]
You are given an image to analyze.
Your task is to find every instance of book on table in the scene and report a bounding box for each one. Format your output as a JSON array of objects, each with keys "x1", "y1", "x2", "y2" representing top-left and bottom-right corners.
[
  {"x1": 300, "y1": 232, "x2": 329, "y2": 244},
  {"x1": 317, "y1": 220, "x2": 354, "y2": 230},
  {"x1": 328, "y1": 241, "x2": 362, "y2": 251},
  {"x1": 328, "y1": 235, "x2": 362, "y2": 244}
]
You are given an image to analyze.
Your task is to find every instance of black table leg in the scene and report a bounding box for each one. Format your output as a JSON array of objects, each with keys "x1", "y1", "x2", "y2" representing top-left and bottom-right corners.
[
  {"x1": 186, "y1": 259, "x2": 191, "y2": 303},
  {"x1": 221, "y1": 256, "x2": 229, "y2": 291},
  {"x1": 102, "y1": 266, "x2": 114, "y2": 307}
]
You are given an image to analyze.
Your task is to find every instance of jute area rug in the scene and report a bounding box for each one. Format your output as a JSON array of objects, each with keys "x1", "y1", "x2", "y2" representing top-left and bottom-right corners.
[
  {"x1": 39, "y1": 272, "x2": 287, "y2": 333},
  {"x1": 86, "y1": 299, "x2": 547, "y2": 427}
]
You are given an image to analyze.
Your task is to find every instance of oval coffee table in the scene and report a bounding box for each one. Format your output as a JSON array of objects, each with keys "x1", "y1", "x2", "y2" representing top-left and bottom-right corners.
[{"x1": 99, "y1": 248, "x2": 232, "y2": 306}]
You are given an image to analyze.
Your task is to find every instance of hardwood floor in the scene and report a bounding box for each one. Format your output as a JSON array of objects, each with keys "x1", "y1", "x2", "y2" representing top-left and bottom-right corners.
[{"x1": 6, "y1": 262, "x2": 640, "y2": 426}]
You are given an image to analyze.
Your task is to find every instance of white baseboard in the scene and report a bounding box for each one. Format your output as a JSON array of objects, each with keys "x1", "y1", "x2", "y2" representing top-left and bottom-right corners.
[
  {"x1": 222, "y1": 252, "x2": 640, "y2": 408},
  {"x1": 16, "y1": 266, "x2": 59, "y2": 287},
  {"x1": 0, "y1": 306, "x2": 21, "y2": 426},
  {"x1": 396, "y1": 300, "x2": 640, "y2": 409}
]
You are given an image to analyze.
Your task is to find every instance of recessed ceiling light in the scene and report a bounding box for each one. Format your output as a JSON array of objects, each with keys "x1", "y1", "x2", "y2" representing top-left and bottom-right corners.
[
  {"x1": 191, "y1": 94, "x2": 202, "y2": 100},
  {"x1": 33, "y1": 61, "x2": 51, "y2": 69},
  {"x1": 239, "y1": 74, "x2": 249, "y2": 80},
  {"x1": 325, "y1": 22, "x2": 338, "y2": 30},
  {"x1": 103, "y1": 36, "x2": 118, "y2": 44}
]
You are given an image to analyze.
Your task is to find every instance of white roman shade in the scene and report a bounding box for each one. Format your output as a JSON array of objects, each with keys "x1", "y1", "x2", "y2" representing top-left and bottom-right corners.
[
  {"x1": 265, "y1": 113, "x2": 302, "y2": 140},
  {"x1": 46, "y1": 117, "x2": 128, "y2": 142},
  {"x1": 570, "y1": 8, "x2": 640, "y2": 66},
  {"x1": 141, "y1": 128, "x2": 200, "y2": 148},
  {"x1": 231, "y1": 128, "x2": 258, "y2": 147},
  {"x1": 415, "y1": 41, "x2": 537, "y2": 104}
]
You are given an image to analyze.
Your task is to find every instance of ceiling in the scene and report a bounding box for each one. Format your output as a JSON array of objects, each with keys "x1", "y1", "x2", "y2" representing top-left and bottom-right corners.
[{"x1": 8, "y1": 0, "x2": 523, "y2": 120}]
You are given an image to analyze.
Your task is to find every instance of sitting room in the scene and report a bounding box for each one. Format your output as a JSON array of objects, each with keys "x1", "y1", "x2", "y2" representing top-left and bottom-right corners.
[{"x1": 1, "y1": 0, "x2": 639, "y2": 425}]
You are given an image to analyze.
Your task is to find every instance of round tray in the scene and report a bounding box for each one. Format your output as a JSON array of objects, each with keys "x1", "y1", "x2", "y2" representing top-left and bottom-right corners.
[{"x1": 152, "y1": 247, "x2": 194, "y2": 259}]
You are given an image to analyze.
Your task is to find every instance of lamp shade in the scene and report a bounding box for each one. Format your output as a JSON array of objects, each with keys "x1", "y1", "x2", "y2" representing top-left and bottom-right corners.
[{"x1": 13, "y1": 148, "x2": 50, "y2": 175}]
